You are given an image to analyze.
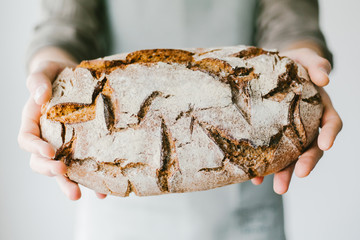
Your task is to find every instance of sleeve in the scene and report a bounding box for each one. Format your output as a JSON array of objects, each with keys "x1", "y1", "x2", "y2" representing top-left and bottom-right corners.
[
  {"x1": 27, "y1": 0, "x2": 111, "y2": 62},
  {"x1": 254, "y1": 0, "x2": 333, "y2": 64}
]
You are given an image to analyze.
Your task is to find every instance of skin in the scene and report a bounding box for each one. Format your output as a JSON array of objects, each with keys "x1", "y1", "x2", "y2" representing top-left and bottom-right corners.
[
  {"x1": 18, "y1": 43, "x2": 342, "y2": 200},
  {"x1": 251, "y1": 41, "x2": 343, "y2": 194}
]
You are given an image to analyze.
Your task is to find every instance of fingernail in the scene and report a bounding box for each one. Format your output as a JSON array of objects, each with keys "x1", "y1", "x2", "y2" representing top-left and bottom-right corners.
[
  {"x1": 319, "y1": 141, "x2": 332, "y2": 151},
  {"x1": 34, "y1": 85, "x2": 47, "y2": 103},
  {"x1": 50, "y1": 151, "x2": 56, "y2": 159},
  {"x1": 49, "y1": 146, "x2": 56, "y2": 158}
]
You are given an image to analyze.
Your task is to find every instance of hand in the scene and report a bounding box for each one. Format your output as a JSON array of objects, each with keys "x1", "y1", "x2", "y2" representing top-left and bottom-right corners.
[
  {"x1": 18, "y1": 48, "x2": 108, "y2": 200},
  {"x1": 251, "y1": 48, "x2": 343, "y2": 194}
]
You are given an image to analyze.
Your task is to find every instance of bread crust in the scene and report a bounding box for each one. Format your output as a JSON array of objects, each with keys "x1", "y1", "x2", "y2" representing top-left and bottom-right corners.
[{"x1": 40, "y1": 46, "x2": 323, "y2": 196}]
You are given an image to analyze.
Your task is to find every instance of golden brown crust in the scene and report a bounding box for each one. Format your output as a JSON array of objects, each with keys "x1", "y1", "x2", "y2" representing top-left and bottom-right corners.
[
  {"x1": 230, "y1": 46, "x2": 279, "y2": 59},
  {"x1": 41, "y1": 46, "x2": 323, "y2": 197}
]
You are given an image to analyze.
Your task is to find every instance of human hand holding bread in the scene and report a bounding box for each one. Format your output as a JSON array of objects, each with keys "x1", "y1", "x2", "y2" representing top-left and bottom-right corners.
[
  {"x1": 251, "y1": 46, "x2": 342, "y2": 194},
  {"x1": 18, "y1": 47, "x2": 98, "y2": 200},
  {"x1": 18, "y1": 45, "x2": 342, "y2": 200}
]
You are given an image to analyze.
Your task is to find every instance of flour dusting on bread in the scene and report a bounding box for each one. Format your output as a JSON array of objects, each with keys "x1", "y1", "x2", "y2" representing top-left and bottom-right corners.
[{"x1": 40, "y1": 46, "x2": 323, "y2": 196}]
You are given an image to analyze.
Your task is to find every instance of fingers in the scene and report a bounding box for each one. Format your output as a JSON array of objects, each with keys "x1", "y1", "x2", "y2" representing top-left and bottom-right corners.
[
  {"x1": 274, "y1": 141, "x2": 325, "y2": 194},
  {"x1": 19, "y1": 132, "x2": 55, "y2": 158},
  {"x1": 319, "y1": 117, "x2": 342, "y2": 151},
  {"x1": 27, "y1": 73, "x2": 52, "y2": 105},
  {"x1": 29, "y1": 152, "x2": 80, "y2": 201},
  {"x1": 273, "y1": 48, "x2": 340, "y2": 194},
  {"x1": 26, "y1": 61, "x2": 68, "y2": 105},
  {"x1": 281, "y1": 48, "x2": 332, "y2": 87},
  {"x1": 29, "y1": 154, "x2": 67, "y2": 177},
  {"x1": 18, "y1": 97, "x2": 56, "y2": 158},
  {"x1": 21, "y1": 96, "x2": 41, "y2": 123},
  {"x1": 317, "y1": 88, "x2": 343, "y2": 150},
  {"x1": 295, "y1": 141, "x2": 324, "y2": 178},
  {"x1": 251, "y1": 176, "x2": 264, "y2": 185},
  {"x1": 273, "y1": 129, "x2": 329, "y2": 194},
  {"x1": 22, "y1": 58, "x2": 81, "y2": 200},
  {"x1": 259, "y1": 141, "x2": 323, "y2": 194},
  {"x1": 56, "y1": 175, "x2": 82, "y2": 201},
  {"x1": 273, "y1": 163, "x2": 296, "y2": 195},
  {"x1": 29, "y1": 153, "x2": 81, "y2": 200},
  {"x1": 306, "y1": 57, "x2": 331, "y2": 87},
  {"x1": 96, "y1": 192, "x2": 107, "y2": 199},
  {"x1": 19, "y1": 96, "x2": 79, "y2": 200}
]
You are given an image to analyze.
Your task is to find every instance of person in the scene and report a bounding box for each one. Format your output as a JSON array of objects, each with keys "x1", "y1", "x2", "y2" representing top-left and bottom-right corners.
[{"x1": 18, "y1": 0, "x2": 342, "y2": 239}]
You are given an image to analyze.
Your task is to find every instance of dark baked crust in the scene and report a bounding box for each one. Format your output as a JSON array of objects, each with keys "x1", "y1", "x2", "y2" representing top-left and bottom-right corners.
[{"x1": 40, "y1": 46, "x2": 323, "y2": 196}]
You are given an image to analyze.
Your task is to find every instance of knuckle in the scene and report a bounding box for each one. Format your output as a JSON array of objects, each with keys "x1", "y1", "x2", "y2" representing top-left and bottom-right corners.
[
  {"x1": 303, "y1": 48, "x2": 314, "y2": 55},
  {"x1": 26, "y1": 72, "x2": 44, "y2": 91},
  {"x1": 21, "y1": 104, "x2": 28, "y2": 118},
  {"x1": 331, "y1": 111, "x2": 343, "y2": 131},
  {"x1": 338, "y1": 117, "x2": 343, "y2": 131},
  {"x1": 38, "y1": 61, "x2": 52, "y2": 70},
  {"x1": 39, "y1": 61, "x2": 59, "y2": 74},
  {"x1": 29, "y1": 156, "x2": 36, "y2": 171},
  {"x1": 30, "y1": 156, "x2": 54, "y2": 177},
  {"x1": 18, "y1": 132, "x2": 31, "y2": 147},
  {"x1": 17, "y1": 134, "x2": 25, "y2": 149},
  {"x1": 26, "y1": 74, "x2": 35, "y2": 90},
  {"x1": 298, "y1": 48, "x2": 315, "y2": 56},
  {"x1": 17, "y1": 132, "x2": 32, "y2": 151}
]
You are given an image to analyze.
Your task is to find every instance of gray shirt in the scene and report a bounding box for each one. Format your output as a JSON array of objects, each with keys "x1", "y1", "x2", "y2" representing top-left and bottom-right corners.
[{"x1": 28, "y1": 0, "x2": 332, "y2": 63}]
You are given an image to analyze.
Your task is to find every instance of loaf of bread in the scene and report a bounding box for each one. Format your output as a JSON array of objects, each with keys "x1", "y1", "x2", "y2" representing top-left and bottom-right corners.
[{"x1": 40, "y1": 46, "x2": 323, "y2": 197}]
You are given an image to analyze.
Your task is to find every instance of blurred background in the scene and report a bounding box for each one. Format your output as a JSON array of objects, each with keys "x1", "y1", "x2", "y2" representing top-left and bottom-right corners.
[{"x1": 0, "y1": 0, "x2": 359, "y2": 239}]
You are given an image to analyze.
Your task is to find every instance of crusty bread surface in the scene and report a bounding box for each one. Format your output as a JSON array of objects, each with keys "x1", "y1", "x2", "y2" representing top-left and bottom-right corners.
[{"x1": 40, "y1": 46, "x2": 323, "y2": 196}]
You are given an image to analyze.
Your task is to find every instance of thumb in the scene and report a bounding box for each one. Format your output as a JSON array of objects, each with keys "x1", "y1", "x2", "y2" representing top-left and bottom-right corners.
[
  {"x1": 26, "y1": 61, "x2": 71, "y2": 105},
  {"x1": 281, "y1": 48, "x2": 332, "y2": 87}
]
